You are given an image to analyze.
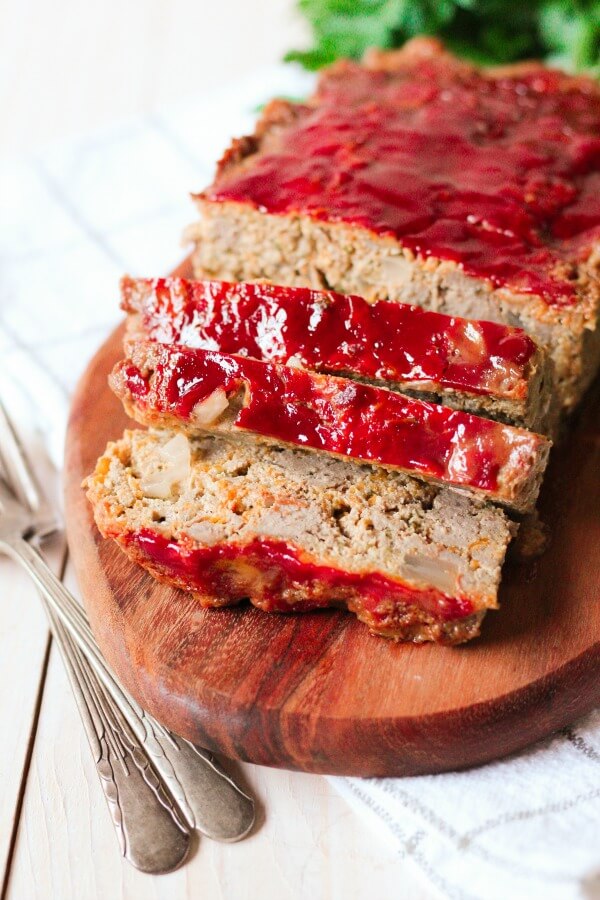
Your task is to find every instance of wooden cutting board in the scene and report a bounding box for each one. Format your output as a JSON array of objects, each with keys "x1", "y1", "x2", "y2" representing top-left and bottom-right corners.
[{"x1": 64, "y1": 260, "x2": 600, "y2": 777}]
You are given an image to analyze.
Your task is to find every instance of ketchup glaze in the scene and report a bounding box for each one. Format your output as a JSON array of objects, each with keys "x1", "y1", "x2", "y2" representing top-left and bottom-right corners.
[
  {"x1": 124, "y1": 277, "x2": 537, "y2": 399},
  {"x1": 205, "y1": 57, "x2": 600, "y2": 306},
  {"x1": 126, "y1": 530, "x2": 474, "y2": 623},
  {"x1": 119, "y1": 344, "x2": 547, "y2": 502}
]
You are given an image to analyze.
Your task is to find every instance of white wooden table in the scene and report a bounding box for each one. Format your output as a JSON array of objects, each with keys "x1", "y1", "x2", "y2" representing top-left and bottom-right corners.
[{"x1": 0, "y1": 3, "x2": 434, "y2": 896}]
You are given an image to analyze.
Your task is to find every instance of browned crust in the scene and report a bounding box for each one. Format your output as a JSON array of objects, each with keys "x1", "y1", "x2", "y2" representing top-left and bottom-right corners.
[
  {"x1": 214, "y1": 98, "x2": 309, "y2": 181},
  {"x1": 363, "y1": 36, "x2": 600, "y2": 91}
]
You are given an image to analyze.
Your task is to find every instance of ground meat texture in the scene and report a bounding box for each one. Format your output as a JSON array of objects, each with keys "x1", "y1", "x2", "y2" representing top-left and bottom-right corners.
[{"x1": 84, "y1": 429, "x2": 517, "y2": 644}]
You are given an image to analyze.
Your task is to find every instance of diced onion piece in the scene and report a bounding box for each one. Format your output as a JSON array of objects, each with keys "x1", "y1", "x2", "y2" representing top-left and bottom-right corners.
[
  {"x1": 140, "y1": 433, "x2": 191, "y2": 499},
  {"x1": 285, "y1": 354, "x2": 305, "y2": 370},
  {"x1": 192, "y1": 388, "x2": 229, "y2": 426},
  {"x1": 482, "y1": 358, "x2": 523, "y2": 396},
  {"x1": 187, "y1": 522, "x2": 226, "y2": 546},
  {"x1": 380, "y1": 254, "x2": 413, "y2": 283},
  {"x1": 402, "y1": 554, "x2": 459, "y2": 596},
  {"x1": 448, "y1": 322, "x2": 487, "y2": 366}
]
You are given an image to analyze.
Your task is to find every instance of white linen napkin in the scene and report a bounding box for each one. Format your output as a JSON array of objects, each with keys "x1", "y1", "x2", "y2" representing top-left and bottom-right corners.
[
  {"x1": 333, "y1": 714, "x2": 600, "y2": 900},
  {"x1": 1, "y1": 66, "x2": 598, "y2": 900}
]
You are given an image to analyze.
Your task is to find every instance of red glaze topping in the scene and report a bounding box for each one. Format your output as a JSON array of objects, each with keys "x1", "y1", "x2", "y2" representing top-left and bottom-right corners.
[
  {"x1": 118, "y1": 344, "x2": 546, "y2": 503},
  {"x1": 126, "y1": 530, "x2": 474, "y2": 623},
  {"x1": 123, "y1": 277, "x2": 537, "y2": 399},
  {"x1": 204, "y1": 59, "x2": 600, "y2": 305}
]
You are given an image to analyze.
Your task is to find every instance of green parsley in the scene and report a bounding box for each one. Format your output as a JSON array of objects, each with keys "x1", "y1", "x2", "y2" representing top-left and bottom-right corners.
[{"x1": 285, "y1": 0, "x2": 600, "y2": 75}]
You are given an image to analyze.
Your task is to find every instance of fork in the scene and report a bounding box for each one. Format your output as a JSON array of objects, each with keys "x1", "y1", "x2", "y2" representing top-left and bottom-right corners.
[
  {"x1": 0, "y1": 401, "x2": 255, "y2": 864},
  {"x1": 43, "y1": 602, "x2": 191, "y2": 872},
  {"x1": 0, "y1": 458, "x2": 190, "y2": 870}
]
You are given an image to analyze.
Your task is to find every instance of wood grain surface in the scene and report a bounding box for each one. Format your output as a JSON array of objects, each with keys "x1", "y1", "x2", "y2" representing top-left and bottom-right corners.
[{"x1": 64, "y1": 261, "x2": 600, "y2": 777}]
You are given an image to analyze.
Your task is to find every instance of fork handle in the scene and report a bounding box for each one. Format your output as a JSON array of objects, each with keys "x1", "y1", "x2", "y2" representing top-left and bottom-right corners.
[
  {"x1": 4, "y1": 536, "x2": 139, "y2": 711},
  {"x1": 44, "y1": 600, "x2": 190, "y2": 872},
  {"x1": 4, "y1": 536, "x2": 255, "y2": 840}
]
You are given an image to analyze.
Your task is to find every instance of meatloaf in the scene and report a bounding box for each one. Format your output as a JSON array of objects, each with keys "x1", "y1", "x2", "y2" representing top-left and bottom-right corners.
[
  {"x1": 85, "y1": 428, "x2": 517, "y2": 644},
  {"x1": 186, "y1": 37, "x2": 600, "y2": 411},
  {"x1": 121, "y1": 275, "x2": 553, "y2": 430},
  {"x1": 110, "y1": 342, "x2": 551, "y2": 513}
]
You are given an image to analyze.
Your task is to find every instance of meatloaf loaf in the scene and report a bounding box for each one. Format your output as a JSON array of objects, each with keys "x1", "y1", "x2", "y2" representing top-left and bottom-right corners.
[
  {"x1": 110, "y1": 342, "x2": 551, "y2": 513},
  {"x1": 121, "y1": 275, "x2": 553, "y2": 431},
  {"x1": 85, "y1": 428, "x2": 517, "y2": 644},
  {"x1": 186, "y1": 37, "x2": 600, "y2": 411}
]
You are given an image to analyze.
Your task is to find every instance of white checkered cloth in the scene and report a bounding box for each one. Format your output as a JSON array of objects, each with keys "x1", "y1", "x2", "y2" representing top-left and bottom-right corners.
[{"x1": 1, "y1": 65, "x2": 598, "y2": 900}]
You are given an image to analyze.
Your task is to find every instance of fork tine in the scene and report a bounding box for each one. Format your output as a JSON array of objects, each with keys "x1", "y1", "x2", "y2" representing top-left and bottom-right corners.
[
  {"x1": 0, "y1": 397, "x2": 59, "y2": 541},
  {"x1": 0, "y1": 397, "x2": 44, "y2": 513}
]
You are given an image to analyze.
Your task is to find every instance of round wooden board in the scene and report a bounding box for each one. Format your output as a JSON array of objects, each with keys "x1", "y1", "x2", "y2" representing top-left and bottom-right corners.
[{"x1": 64, "y1": 266, "x2": 600, "y2": 777}]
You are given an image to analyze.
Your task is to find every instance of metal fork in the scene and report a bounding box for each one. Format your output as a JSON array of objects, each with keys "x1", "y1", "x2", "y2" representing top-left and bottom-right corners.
[
  {"x1": 0, "y1": 401, "x2": 255, "y2": 867},
  {"x1": 43, "y1": 604, "x2": 191, "y2": 873}
]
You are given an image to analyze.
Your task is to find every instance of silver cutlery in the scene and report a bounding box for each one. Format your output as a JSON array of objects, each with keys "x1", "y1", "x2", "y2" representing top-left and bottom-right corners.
[
  {"x1": 0, "y1": 399, "x2": 255, "y2": 870},
  {"x1": 46, "y1": 602, "x2": 191, "y2": 873}
]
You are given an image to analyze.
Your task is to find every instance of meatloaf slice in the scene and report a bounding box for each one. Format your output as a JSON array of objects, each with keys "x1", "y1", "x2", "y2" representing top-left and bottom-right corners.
[
  {"x1": 85, "y1": 429, "x2": 517, "y2": 644},
  {"x1": 121, "y1": 275, "x2": 553, "y2": 431},
  {"x1": 110, "y1": 342, "x2": 551, "y2": 513},
  {"x1": 187, "y1": 37, "x2": 600, "y2": 411}
]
